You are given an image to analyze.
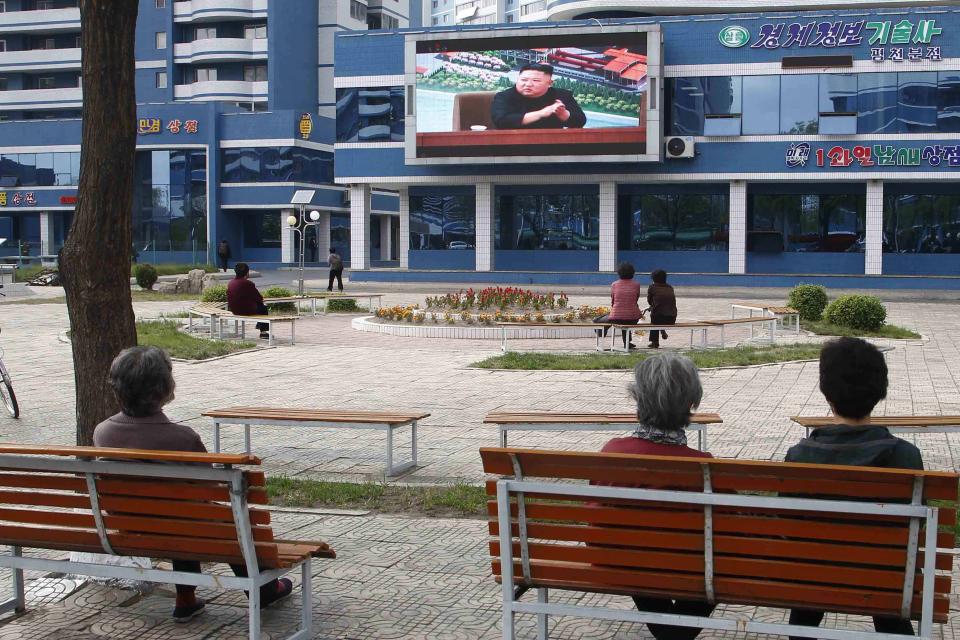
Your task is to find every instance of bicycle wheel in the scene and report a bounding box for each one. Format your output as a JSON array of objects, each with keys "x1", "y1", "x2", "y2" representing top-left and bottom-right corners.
[{"x1": 0, "y1": 361, "x2": 18, "y2": 419}]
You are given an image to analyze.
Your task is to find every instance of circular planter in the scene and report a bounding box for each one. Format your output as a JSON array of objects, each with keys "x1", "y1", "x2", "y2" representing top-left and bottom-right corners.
[{"x1": 352, "y1": 316, "x2": 601, "y2": 340}]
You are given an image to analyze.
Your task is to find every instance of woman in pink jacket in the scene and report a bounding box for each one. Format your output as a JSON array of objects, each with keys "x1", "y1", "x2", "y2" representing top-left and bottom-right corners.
[{"x1": 594, "y1": 262, "x2": 645, "y2": 349}]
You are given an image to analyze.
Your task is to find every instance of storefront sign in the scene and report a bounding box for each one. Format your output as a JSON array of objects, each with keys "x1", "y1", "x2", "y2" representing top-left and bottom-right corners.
[
  {"x1": 0, "y1": 192, "x2": 37, "y2": 206},
  {"x1": 137, "y1": 117, "x2": 200, "y2": 135},
  {"x1": 298, "y1": 113, "x2": 313, "y2": 139},
  {"x1": 785, "y1": 142, "x2": 960, "y2": 168},
  {"x1": 722, "y1": 19, "x2": 944, "y2": 61}
]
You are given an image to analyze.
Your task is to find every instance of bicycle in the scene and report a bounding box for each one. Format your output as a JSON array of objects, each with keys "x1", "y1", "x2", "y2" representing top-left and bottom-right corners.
[{"x1": 0, "y1": 328, "x2": 19, "y2": 419}]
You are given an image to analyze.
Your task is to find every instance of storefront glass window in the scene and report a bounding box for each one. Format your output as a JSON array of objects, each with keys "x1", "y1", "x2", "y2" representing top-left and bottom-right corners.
[
  {"x1": 741, "y1": 76, "x2": 779, "y2": 135},
  {"x1": 623, "y1": 194, "x2": 729, "y2": 251},
  {"x1": 336, "y1": 86, "x2": 405, "y2": 143},
  {"x1": 132, "y1": 149, "x2": 207, "y2": 253},
  {"x1": 884, "y1": 194, "x2": 960, "y2": 254},
  {"x1": 898, "y1": 72, "x2": 938, "y2": 132},
  {"x1": 780, "y1": 75, "x2": 819, "y2": 134},
  {"x1": 495, "y1": 194, "x2": 599, "y2": 250},
  {"x1": 0, "y1": 151, "x2": 80, "y2": 186},
  {"x1": 409, "y1": 194, "x2": 476, "y2": 250},
  {"x1": 242, "y1": 212, "x2": 281, "y2": 248},
  {"x1": 330, "y1": 213, "x2": 351, "y2": 262},
  {"x1": 748, "y1": 194, "x2": 865, "y2": 253},
  {"x1": 858, "y1": 72, "x2": 898, "y2": 133},
  {"x1": 221, "y1": 147, "x2": 333, "y2": 184},
  {"x1": 937, "y1": 72, "x2": 960, "y2": 133},
  {"x1": 669, "y1": 77, "x2": 741, "y2": 136}
]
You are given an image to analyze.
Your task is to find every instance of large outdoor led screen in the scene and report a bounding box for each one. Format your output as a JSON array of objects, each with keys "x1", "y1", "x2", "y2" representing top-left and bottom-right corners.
[{"x1": 408, "y1": 28, "x2": 658, "y2": 162}]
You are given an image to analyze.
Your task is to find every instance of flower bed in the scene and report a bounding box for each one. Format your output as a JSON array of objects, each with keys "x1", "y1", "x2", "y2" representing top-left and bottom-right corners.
[
  {"x1": 425, "y1": 287, "x2": 570, "y2": 312},
  {"x1": 374, "y1": 304, "x2": 609, "y2": 326}
]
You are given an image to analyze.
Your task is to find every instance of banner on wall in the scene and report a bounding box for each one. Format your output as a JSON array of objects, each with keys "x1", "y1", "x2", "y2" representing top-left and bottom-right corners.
[{"x1": 785, "y1": 142, "x2": 960, "y2": 168}]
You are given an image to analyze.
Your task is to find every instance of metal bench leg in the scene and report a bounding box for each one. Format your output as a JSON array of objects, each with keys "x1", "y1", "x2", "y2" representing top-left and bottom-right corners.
[
  {"x1": 268, "y1": 324, "x2": 274, "y2": 347},
  {"x1": 290, "y1": 321, "x2": 296, "y2": 346},
  {"x1": 300, "y1": 561, "x2": 313, "y2": 638},
  {"x1": 501, "y1": 327, "x2": 507, "y2": 352},
  {"x1": 244, "y1": 424, "x2": 251, "y2": 454},
  {"x1": 214, "y1": 421, "x2": 221, "y2": 453},
  {"x1": 500, "y1": 427, "x2": 508, "y2": 448},
  {"x1": 720, "y1": 325, "x2": 725, "y2": 348},
  {"x1": 248, "y1": 577, "x2": 261, "y2": 640},
  {"x1": 537, "y1": 588, "x2": 549, "y2": 640},
  {"x1": 701, "y1": 428, "x2": 708, "y2": 451},
  {"x1": 411, "y1": 420, "x2": 418, "y2": 468},
  {"x1": 11, "y1": 547, "x2": 23, "y2": 613},
  {"x1": 386, "y1": 427, "x2": 394, "y2": 476}
]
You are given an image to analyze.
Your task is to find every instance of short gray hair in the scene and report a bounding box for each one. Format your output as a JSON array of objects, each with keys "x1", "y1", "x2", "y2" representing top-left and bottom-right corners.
[
  {"x1": 628, "y1": 353, "x2": 702, "y2": 433},
  {"x1": 109, "y1": 346, "x2": 175, "y2": 417}
]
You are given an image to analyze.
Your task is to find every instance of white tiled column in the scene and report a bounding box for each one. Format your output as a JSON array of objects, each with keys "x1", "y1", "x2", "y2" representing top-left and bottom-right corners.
[
  {"x1": 39, "y1": 212, "x2": 55, "y2": 255},
  {"x1": 476, "y1": 183, "x2": 495, "y2": 272},
  {"x1": 350, "y1": 184, "x2": 372, "y2": 270},
  {"x1": 317, "y1": 211, "x2": 331, "y2": 261},
  {"x1": 728, "y1": 181, "x2": 747, "y2": 275},
  {"x1": 380, "y1": 215, "x2": 393, "y2": 261},
  {"x1": 599, "y1": 182, "x2": 616, "y2": 272},
  {"x1": 280, "y1": 208, "x2": 296, "y2": 263},
  {"x1": 866, "y1": 180, "x2": 883, "y2": 275},
  {"x1": 398, "y1": 186, "x2": 410, "y2": 269}
]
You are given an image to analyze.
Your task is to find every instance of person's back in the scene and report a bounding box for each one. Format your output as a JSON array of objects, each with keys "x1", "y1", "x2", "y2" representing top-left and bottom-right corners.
[
  {"x1": 226, "y1": 263, "x2": 263, "y2": 316},
  {"x1": 609, "y1": 278, "x2": 643, "y2": 321},
  {"x1": 328, "y1": 251, "x2": 343, "y2": 270},
  {"x1": 647, "y1": 281, "x2": 677, "y2": 318},
  {"x1": 784, "y1": 337, "x2": 920, "y2": 639}
]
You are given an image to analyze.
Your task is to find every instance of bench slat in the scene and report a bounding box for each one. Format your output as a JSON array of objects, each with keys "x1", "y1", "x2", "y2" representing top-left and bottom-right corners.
[
  {"x1": 0, "y1": 445, "x2": 260, "y2": 465},
  {"x1": 97, "y1": 477, "x2": 269, "y2": 505},
  {"x1": 793, "y1": 415, "x2": 960, "y2": 428},
  {"x1": 202, "y1": 407, "x2": 431, "y2": 423},
  {"x1": 484, "y1": 412, "x2": 721, "y2": 425},
  {"x1": 97, "y1": 496, "x2": 270, "y2": 525}
]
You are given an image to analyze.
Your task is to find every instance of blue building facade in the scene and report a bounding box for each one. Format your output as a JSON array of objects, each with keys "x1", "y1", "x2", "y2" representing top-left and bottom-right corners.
[
  {"x1": 0, "y1": 0, "x2": 404, "y2": 266},
  {"x1": 335, "y1": 5, "x2": 960, "y2": 287}
]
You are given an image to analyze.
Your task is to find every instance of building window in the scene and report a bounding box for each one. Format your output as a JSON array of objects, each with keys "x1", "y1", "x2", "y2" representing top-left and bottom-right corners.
[
  {"x1": 780, "y1": 75, "x2": 819, "y2": 134},
  {"x1": 899, "y1": 72, "x2": 938, "y2": 132},
  {"x1": 243, "y1": 24, "x2": 266, "y2": 39},
  {"x1": 74, "y1": 35, "x2": 81, "y2": 48},
  {"x1": 193, "y1": 67, "x2": 217, "y2": 82},
  {"x1": 35, "y1": 37, "x2": 55, "y2": 50},
  {"x1": 0, "y1": 2, "x2": 6, "y2": 12},
  {"x1": 0, "y1": 40, "x2": 5, "y2": 53},
  {"x1": 496, "y1": 194, "x2": 599, "y2": 251},
  {"x1": 221, "y1": 147, "x2": 333, "y2": 184},
  {"x1": 155, "y1": 0, "x2": 165, "y2": 7},
  {"x1": 410, "y1": 194, "x2": 476, "y2": 250},
  {"x1": 740, "y1": 76, "x2": 779, "y2": 135},
  {"x1": 243, "y1": 64, "x2": 266, "y2": 82},
  {"x1": 669, "y1": 76, "x2": 742, "y2": 136},
  {"x1": 431, "y1": 17, "x2": 438, "y2": 25},
  {"x1": 37, "y1": 77, "x2": 55, "y2": 89},
  {"x1": 884, "y1": 192, "x2": 960, "y2": 254},
  {"x1": 619, "y1": 192, "x2": 729, "y2": 252},
  {"x1": 36, "y1": 0, "x2": 53, "y2": 9},
  {"x1": 155, "y1": 71, "x2": 167, "y2": 89},
  {"x1": 242, "y1": 212, "x2": 281, "y2": 248},
  {"x1": 194, "y1": 26, "x2": 216, "y2": 40},
  {"x1": 350, "y1": 0, "x2": 367, "y2": 21},
  {"x1": 155, "y1": 31, "x2": 167, "y2": 49},
  {"x1": 0, "y1": 77, "x2": 7, "y2": 92},
  {"x1": 748, "y1": 193, "x2": 865, "y2": 253},
  {"x1": 133, "y1": 150, "x2": 208, "y2": 254}
]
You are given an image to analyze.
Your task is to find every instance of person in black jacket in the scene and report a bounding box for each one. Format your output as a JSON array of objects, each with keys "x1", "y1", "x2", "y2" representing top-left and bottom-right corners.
[
  {"x1": 647, "y1": 269, "x2": 677, "y2": 349},
  {"x1": 490, "y1": 63, "x2": 587, "y2": 130},
  {"x1": 785, "y1": 337, "x2": 921, "y2": 638}
]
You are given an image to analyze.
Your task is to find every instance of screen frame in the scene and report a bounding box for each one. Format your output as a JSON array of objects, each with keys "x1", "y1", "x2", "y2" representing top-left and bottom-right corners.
[{"x1": 404, "y1": 23, "x2": 663, "y2": 166}]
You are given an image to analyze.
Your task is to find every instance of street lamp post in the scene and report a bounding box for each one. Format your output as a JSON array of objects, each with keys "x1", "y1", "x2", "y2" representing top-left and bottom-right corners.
[{"x1": 287, "y1": 208, "x2": 322, "y2": 295}]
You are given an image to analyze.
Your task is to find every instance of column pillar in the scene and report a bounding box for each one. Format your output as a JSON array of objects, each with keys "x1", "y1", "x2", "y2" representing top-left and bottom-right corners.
[
  {"x1": 380, "y1": 215, "x2": 393, "y2": 262},
  {"x1": 599, "y1": 182, "x2": 616, "y2": 272},
  {"x1": 865, "y1": 180, "x2": 883, "y2": 275},
  {"x1": 728, "y1": 181, "x2": 747, "y2": 275},
  {"x1": 317, "y1": 211, "x2": 331, "y2": 261},
  {"x1": 398, "y1": 186, "x2": 410, "y2": 269},
  {"x1": 475, "y1": 183, "x2": 495, "y2": 272},
  {"x1": 280, "y1": 208, "x2": 296, "y2": 263},
  {"x1": 350, "y1": 184, "x2": 372, "y2": 270},
  {"x1": 39, "y1": 212, "x2": 55, "y2": 255}
]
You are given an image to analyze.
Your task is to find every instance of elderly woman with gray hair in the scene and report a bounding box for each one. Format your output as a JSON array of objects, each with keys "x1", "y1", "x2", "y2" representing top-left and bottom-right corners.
[
  {"x1": 93, "y1": 346, "x2": 293, "y2": 624},
  {"x1": 600, "y1": 352, "x2": 715, "y2": 640}
]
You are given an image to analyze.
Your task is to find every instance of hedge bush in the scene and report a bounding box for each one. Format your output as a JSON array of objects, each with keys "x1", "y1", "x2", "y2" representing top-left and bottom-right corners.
[
  {"x1": 200, "y1": 284, "x2": 227, "y2": 303},
  {"x1": 788, "y1": 284, "x2": 829, "y2": 321},
  {"x1": 133, "y1": 263, "x2": 159, "y2": 291},
  {"x1": 824, "y1": 295, "x2": 887, "y2": 331},
  {"x1": 326, "y1": 298, "x2": 360, "y2": 312},
  {"x1": 263, "y1": 286, "x2": 297, "y2": 313}
]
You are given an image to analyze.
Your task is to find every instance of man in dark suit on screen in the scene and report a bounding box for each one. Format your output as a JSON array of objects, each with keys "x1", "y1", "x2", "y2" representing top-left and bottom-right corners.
[{"x1": 490, "y1": 63, "x2": 587, "y2": 130}]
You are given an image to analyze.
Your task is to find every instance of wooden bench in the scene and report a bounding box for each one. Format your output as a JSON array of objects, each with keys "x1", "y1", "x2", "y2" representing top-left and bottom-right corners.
[
  {"x1": 188, "y1": 303, "x2": 299, "y2": 346},
  {"x1": 792, "y1": 415, "x2": 960, "y2": 439},
  {"x1": 484, "y1": 411, "x2": 722, "y2": 450},
  {"x1": 202, "y1": 407, "x2": 430, "y2": 476},
  {"x1": 610, "y1": 321, "x2": 714, "y2": 351},
  {"x1": 481, "y1": 447, "x2": 956, "y2": 640},
  {"x1": 0, "y1": 444, "x2": 335, "y2": 640},
  {"x1": 264, "y1": 295, "x2": 319, "y2": 316},
  {"x1": 306, "y1": 292, "x2": 384, "y2": 314},
  {"x1": 496, "y1": 322, "x2": 610, "y2": 352},
  {"x1": 701, "y1": 316, "x2": 779, "y2": 347},
  {"x1": 732, "y1": 303, "x2": 801, "y2": 335}
]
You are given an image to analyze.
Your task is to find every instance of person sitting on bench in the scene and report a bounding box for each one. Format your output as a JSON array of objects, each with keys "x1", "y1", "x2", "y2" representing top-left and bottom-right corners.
[
  {"x1": 785, "y1": 337, "x2": 922, "y2": 638},
  {"x1": 227, "y1": 262, "x2": 270, "y2": 340},
  {"x1": 93, "y1": 346, "x2": 294, "y2": 623}
]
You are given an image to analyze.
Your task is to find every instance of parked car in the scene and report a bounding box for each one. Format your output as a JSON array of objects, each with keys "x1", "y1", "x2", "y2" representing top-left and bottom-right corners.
[{"x1": 448, "y1": 240, "x2": 473, "y2": 249}]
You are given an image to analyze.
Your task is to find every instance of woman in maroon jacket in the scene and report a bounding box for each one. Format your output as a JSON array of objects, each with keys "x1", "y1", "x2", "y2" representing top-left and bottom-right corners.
[
  {"x1": 647, "y1": 269, "x2": 678, "y2": 349},
  {"x1": 594, "y1": 262, "x2": 645, "y2": 349},
  {"x1": 601, "y1": 353, "x2": 714, "y2": 640}
]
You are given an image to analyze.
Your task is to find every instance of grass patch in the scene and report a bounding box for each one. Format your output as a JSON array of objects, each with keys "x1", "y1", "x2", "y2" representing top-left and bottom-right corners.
[
  {"x1": 133, "y1": 263, "x2": 218, "y2": 277},
  {"x1": 0, "y1": 296, "x2": 66, "y2": 305},
  {"x1": 801, "y1": 319, "x2": 920, "y2": 339},
  {"x1": 266, "y1": 477, "x2": 487, "y2": 518},
  {"x1": 132, "y1": 290, "x2": 203, "y2": 302},
  {"x1": 10, "y1": 265, "x2": 47, "y2": 282},
  {"x1": 137, "y1": 320, "x2": 256, "y2": 360},
  {"x1": 473, "y1": 343, "x2": 825, "y2": 371}
]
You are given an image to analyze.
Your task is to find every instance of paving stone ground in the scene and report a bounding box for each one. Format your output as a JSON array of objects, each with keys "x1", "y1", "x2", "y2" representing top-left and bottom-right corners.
[{"x1": 0, "y1": 284, "x2": 957, "y2": 638}]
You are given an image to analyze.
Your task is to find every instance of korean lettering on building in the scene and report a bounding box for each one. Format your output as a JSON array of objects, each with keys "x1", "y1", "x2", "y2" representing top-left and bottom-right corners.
[
  {"x1": 785, "y1": 142, "x2": 960, "y2": 169},
  {"x1": 0, "y1": 192, "x2": 37, "y2": 207},
  {"x1": 137, "y1": 117, "x2": 200, "y2": 136},
  {"x1": 749, "y1": 19, "x2": 943, "y2": 62}
]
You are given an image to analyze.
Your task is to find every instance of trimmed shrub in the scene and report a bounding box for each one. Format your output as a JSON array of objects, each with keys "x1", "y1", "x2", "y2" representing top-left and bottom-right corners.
[
  {"x1": 134, "y1": 263, "x2": 159, "y2": 291},
  {"x1": 824, "y1": 295, "x2": 887, "y2": 331},
  {"x1": 788, "y1": 284, "x2": 828, "y2": 321},
  {"x1": 263, "y1": 286, "x2": 297, "y2": 313},
  {"x1": 326, "y1": 298, "x2": 360, "y2": 312},
  {"x1": 200, "y1": 284, "x2": 227, "y2": 303}
]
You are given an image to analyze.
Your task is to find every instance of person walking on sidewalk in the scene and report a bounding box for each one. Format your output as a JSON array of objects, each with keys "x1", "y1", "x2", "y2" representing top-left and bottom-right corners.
[
  {"x1": 647, "y1": 269, "x2": 677, "y2": 349},
  {"x1": 327, "y1": 247, "x2": 344, "y2": 292},
  {"x1": 216, "y1": 239, "x2": 231, "y2": 272}
]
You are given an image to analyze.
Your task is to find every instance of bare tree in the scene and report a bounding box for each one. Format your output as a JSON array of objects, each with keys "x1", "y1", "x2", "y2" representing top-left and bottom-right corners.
[{"x1": 59, "y1": 0, "x2": 140, "y2": 445}]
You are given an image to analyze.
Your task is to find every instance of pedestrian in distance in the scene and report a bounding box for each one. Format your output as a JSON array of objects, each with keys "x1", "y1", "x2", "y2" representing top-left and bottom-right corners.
[
  {"x1": 647, "y1": 269, "x2": 677, "y2": 349},
  {"x1": 327, "y1": 247, "x2": 344, "y2": 292},
  {"x1": 309, "y1": 235, "x2": 318, "y2": 262},
  {"x1": 216, "y1": 239, "x2": 231, "y2": 272}
]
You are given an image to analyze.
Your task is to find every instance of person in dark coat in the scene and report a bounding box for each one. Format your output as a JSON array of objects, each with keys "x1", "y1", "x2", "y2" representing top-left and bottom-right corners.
[
  {"x1": 785, "y1": 337, "x2": 921, "y2": 638},
  {"x1": 647, "y1": 269, "x2": 677, "y2": 349},
  {"x1": 308, "y1": 235, "x2": 318, "y2": 262},
  {"x1": 490, "y1": 63, "x2": 587, "y2": 130},
  {"x1": 216, "y1": 239, "x2": 231, "y2": 272},
  {"x1": 226, "y1": 262, "x2": 270, "y2": 339},
  {"x1": 327, "y1": 247, "x2": 344, "y2": 292}
]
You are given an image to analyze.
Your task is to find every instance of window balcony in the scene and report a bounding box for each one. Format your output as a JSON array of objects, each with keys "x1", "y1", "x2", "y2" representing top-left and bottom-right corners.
[
  {"x1": 173, "y1": 79, "x2": 267, "y2": 102},
  {"x1": 0, "y1": 47, "x2": 80, "y2": 73},
  {"x1": 0, "y1": 86, "x2": 82, "y2": 109},
  {"x1": 173, "y1": 0, "x2": 268, "y2": 23},
  {"x1": 173, "y1": 37, "x2": 268, "y2": 64},
  {"x1": 0, "y1": 7, "x2": 81, "y2": 34}
]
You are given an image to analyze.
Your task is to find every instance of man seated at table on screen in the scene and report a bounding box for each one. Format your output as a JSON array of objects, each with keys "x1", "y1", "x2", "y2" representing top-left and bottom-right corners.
[{"x1": 490, "y1": 63, "x2": 587, "y2": 130}]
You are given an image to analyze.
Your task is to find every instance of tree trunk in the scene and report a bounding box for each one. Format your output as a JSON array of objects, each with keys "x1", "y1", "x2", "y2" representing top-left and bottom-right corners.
[{"x1": 60, "y1": 0, "x2": 140, "y2": 446}]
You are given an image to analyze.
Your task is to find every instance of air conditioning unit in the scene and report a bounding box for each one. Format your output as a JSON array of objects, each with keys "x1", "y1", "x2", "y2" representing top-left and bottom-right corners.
[{"x1": 665, "y1": 136, "x2": 695, "y2": 159}]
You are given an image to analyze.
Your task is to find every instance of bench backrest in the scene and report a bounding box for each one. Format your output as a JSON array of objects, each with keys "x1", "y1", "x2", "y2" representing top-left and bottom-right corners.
[
  {"x1": 0, "y1": 445, "x2": 280, "y2": 571},
  {"x1": 481, "y1": 447, "x2": 957, "y2": 623},
  {"x1": 793, "y1": 416, "x2": 960, "y2": 428}
]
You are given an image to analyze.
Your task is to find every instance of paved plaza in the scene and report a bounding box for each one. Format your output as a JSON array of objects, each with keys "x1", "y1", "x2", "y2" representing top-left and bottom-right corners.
[{"x1": 0, "y1": 280, "x2": 959, "y2": 638}]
